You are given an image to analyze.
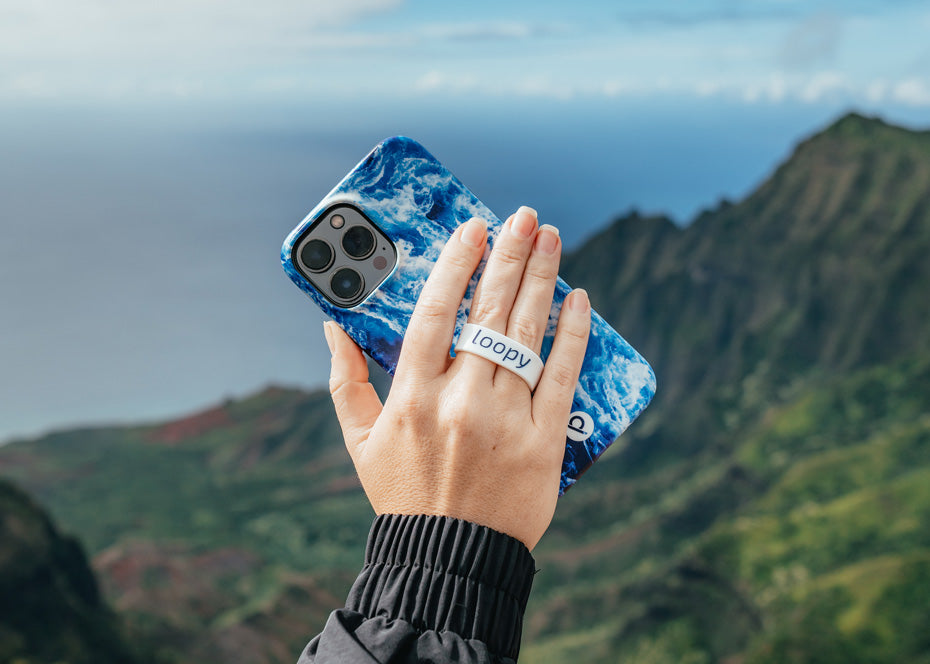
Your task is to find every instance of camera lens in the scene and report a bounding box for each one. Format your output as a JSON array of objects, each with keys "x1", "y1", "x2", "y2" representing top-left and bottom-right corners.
[
  {"x1": 300, "y1": 239, "x2": 334, "y2": 272},
  {"x1": 342, "y1": 225, "x2": 375, "y2": 260},
  {"x1": 331, "y1": 268, "x2": 364, "y2": 301}
]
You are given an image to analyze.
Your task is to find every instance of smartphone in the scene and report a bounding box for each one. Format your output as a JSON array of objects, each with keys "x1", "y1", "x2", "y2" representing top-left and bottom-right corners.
[{"x1": 281, "y1": 136, "x2": 655, "y2": 494}]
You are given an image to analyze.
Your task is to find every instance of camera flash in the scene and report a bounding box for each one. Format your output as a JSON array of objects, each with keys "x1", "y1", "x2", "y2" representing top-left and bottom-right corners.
[{"x1": 330, "y1": 214, "x2": 345, "y2": 229}]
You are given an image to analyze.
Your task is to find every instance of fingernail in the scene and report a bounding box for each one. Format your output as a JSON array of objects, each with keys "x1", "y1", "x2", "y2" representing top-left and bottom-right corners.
[
  {"x1": 323, "y1": 321, "x2": 336, "y2": 354},
  {"x1": 511, "y1": 206, "x2": 538, "y2": 238},
  {"x1": 460, "y1": 217, "x2": 487, "y2": 247},
  {"x1": 567, "y1": 288, "x2": 589, "y2": 312},
  {"x1": 535, "y1": 224, "x2": 560, "y2": 254}
]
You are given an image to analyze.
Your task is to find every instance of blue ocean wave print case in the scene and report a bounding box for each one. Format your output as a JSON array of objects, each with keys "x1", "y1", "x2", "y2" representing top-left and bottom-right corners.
[{"x1": 282, "y1": 137, "x2": 656, "y2": 494}]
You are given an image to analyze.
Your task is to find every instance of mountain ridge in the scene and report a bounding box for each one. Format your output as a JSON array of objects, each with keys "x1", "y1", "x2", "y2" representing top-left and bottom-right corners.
[{"x1": 562, "y1": 110, "x2": 930, "y2": 462}]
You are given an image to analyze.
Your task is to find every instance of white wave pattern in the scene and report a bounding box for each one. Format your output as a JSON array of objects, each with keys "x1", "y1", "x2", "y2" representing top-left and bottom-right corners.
[{"x1": 281, "y1": 137, "x2": 656, "y2": 494}]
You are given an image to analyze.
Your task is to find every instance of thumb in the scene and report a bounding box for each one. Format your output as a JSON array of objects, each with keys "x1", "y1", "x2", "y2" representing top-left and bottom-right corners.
[{"x1": 324, "y1": 321, "x2": 383, "y2": 460}]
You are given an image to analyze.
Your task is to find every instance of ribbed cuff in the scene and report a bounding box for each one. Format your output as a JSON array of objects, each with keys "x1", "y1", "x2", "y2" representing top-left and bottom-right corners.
[{"x1": 345, "y1": 513, "x2": 536, "y2": 660}]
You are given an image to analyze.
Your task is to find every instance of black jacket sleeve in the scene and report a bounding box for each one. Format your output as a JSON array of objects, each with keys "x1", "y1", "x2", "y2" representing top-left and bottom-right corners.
[{"x1": 297, "y1": 513, "x2": 536, "y2": 663}]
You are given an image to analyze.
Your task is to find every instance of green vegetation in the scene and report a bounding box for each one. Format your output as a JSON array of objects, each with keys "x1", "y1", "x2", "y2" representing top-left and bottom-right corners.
[
  {"x1": 0, "y1": 479, "x2": 147, "y2": 664},
  {"x1": 0, "y1": 389, "x2": 369, "y2": 662},
  {"x1": 3, "y1": 112, "x2": 930, "y2": 663}
]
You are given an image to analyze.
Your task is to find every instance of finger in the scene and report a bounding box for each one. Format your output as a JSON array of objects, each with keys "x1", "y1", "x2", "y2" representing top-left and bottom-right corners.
[
  {"x1": 325, "y1": 321, "x2": 383, "y2": 460},
  {"x1": 532, "y1": 289, "x2": 590, "y2": 434},
  {"x1": 461, "y1": 206, "x2": 538, "y2": 381},
  {"x1": 505, "y1": 224, "x2": 561, "y2": 355},
  {"x1": 400, "y1": 217, "x2": 488, "y2": 379}
]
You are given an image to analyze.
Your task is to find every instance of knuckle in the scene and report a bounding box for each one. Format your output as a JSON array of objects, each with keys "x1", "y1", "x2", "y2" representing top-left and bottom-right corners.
[
  {"x1": 413, "y1": 296, "x2": 450, "y2": 326},
  {"x1": 390, "y1": 395, "x2": 421, "y2": 421},
  {"x1": 524, "y1": 259, "x2": 559, "y2": 284},
  {"x1": 328, "y1": 375, "x2": 346, "y2": 396},
  {"x1": 562, "y1": 322, "x2": 590, "y2": 343},
  {"x1": 330, "y1": 377, "x2": 365, "y2": 406},
  {"x1": 558, "y1": 313, "x2": 591, "y2": 343},
  {"x1": 384, "y1": 389, "x2": 429, "y2": 432},
  {"x1": 392, "y1": 383, "x2": 424, "y2": 411},
  {"x1": 439, "y1": 406, "x2": 479, "y2": 438},
  {"x1": 444, "y1": 248, "x2": 478, "y2": 272},
  {"x1": 470, "y1": 298, "x2": 507, "y2": 324},
  {"x1": 546, "y1": 360, "x2": 578, "y2": 390},
  {"x1": 508, "y1": 312, "x2": 540, "y2": 344},
  {"x1": 328, "y1": 371, "x2": 352, "y2": 400},
  {"x1": 328, "y1": 380, "x2": 360, "y2": 423},
  {"x1": 491, "y1": 244, "x2": 526, "y2": 268}
]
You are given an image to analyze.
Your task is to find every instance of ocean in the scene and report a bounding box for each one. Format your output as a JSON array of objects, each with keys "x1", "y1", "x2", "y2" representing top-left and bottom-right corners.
[{"x1": 2, "y1": 97, "x2": 923, "y2": 442}]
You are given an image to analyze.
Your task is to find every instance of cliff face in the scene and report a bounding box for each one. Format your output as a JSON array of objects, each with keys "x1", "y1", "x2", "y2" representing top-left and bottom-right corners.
[
  {"x1": 0, "y1": 478, "x2": 143, "y2": 664},
  {"x1": 561, "y1": 112, "x2": 930, "y2": 461}
]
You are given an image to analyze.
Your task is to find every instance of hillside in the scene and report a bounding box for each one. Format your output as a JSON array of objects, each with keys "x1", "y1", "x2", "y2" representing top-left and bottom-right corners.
[
  {"x1": 0, "y1": 478, "x2": 145, "y2": 664},
  {"x1": 0, "y1": 388, "x2": 358, "y2": 663},
  {"x1": 2, "y1": 112, "x2": 930, "y2": 663},
  {"x1": 562, "y1": 113, "x2": 930, "y2": 463}
]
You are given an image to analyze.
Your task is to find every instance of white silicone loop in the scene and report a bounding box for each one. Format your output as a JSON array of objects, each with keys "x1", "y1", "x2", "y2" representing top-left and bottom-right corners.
[{"x1": 454, "y1": 323, "x2": 545, "y2": 390}]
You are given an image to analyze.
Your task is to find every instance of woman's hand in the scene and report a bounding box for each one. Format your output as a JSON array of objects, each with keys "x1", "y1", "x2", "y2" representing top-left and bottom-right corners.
[{"x1": 323, "y1": 206, "x2": 590, "y2": 550}]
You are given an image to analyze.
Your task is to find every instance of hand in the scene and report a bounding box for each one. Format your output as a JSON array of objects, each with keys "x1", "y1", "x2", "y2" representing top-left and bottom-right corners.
[{"x1": 324, "y1": 206, "x2": 590, "y2": 550}]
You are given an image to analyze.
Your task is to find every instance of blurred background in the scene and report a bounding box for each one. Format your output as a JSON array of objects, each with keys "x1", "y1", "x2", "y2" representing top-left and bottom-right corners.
[
  {"x1": 2, "y1": 0, "x2": 927, "y2": 441},
  {"x1": 2, "y1": 2, "x2": 929, "y2": 664}
]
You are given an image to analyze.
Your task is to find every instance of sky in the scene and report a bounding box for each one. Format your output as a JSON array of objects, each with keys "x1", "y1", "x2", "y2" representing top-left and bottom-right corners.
[
  {"x1": 2, "y1": 0, "x2": 929, "y2": 108},
  {"x1": 1, "y1": 0, "x2": 929, "y2": 443}
]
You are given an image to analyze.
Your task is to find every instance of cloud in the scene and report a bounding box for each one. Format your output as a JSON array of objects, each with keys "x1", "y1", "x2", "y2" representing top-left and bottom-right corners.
[
  {"x1": 413, "y1": 70, "x2": 573, "y2": 100},
  {"x1": 778, "y1": 12, "x2": 844, "y2": 70},
  {"x1": 2, "y1": 1, "x2": 927, "y2": 110},
  {"x1": 892, "y1": 78, "x2": 930, "y2": 106},
  {"x1": 0, "y1": 0, "x2": 402, "y2": 62},
  {"x1": 408, "y1": 67, "x2": 930, "y2": 109},
  {"x1": 419, "y1": 21, "x2": 548, "y2": 42},
  {"x1": 799, "y1": 71, "x2": 848, "y2": 101},
  {"x1": 4, "y1": 72, "x2": 56, "y2": 99},
  {"x1": 618, "y1": 6, "x2": 799, "y2": 28},
  {"x1": 414, "y1": 70, "x2": 479, "y2": 94},
  {"x1": 0, "y1": 0, "x2": 407, "y2": 101}
]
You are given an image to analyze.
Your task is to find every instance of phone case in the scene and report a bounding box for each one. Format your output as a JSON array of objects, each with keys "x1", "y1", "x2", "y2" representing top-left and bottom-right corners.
[{"x1": 282, "y1": 137, "x2": 656, "y2": 494}]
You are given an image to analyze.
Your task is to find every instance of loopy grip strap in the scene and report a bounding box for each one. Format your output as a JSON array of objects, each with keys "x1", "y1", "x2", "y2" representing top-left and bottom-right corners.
[{"x1": 454, "y1": 323, "x2": 545, "y2": 390}]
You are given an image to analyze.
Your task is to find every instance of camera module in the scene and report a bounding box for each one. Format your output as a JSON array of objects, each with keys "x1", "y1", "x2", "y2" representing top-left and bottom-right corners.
[{"x1": 292, "y1": 204, "x2": 396, "y2": 308}]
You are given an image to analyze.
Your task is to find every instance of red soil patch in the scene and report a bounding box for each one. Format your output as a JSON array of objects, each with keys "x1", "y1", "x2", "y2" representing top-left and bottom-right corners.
[{"x1": 147, "y1": 405, "x2": 233, "y2": 445}]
